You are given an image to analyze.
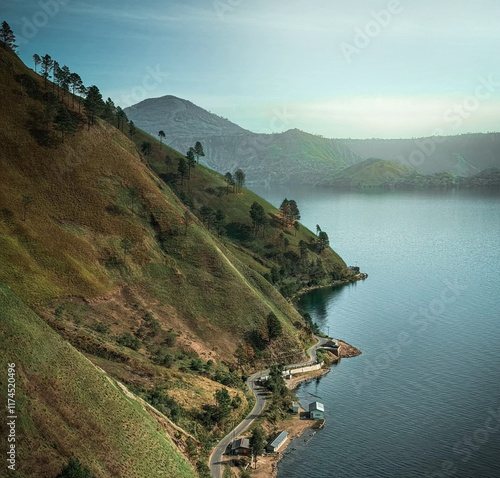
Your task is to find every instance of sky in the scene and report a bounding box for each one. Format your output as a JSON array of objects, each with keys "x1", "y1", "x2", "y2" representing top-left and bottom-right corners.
[{"x1": 3, "y1": 0, "x2": 500, "y2": 138}]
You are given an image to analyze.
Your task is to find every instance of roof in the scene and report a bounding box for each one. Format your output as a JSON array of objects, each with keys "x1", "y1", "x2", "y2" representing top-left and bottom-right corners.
[
  {"x1": 309, "y1": 401, "x2": 325, "y2": 412},
  {"x1": 231, "y1": 438, "x2": 250, "y2": 450},
  {"x1": 268, "y1": 431, "x2": 288, "y2": 448}
]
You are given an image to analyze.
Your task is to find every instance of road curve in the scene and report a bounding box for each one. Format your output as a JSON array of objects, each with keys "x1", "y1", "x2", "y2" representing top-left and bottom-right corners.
[{"x1": 209, "y1": 336, "x2": 328, "y2": 478}]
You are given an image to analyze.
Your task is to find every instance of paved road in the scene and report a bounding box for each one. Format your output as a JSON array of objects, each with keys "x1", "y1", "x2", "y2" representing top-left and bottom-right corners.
[{"x1": 209, "y1": 336, "x2": 328, "y2": 478}]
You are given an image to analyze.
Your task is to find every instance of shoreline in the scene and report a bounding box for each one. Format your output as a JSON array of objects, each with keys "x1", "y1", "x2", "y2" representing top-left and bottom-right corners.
[
  {"x1": 251, "y1": 343, "x2": 362, "y2": 478},
  {"x1": 289, "y1": 272, "x2": 368, "y2": 303}
]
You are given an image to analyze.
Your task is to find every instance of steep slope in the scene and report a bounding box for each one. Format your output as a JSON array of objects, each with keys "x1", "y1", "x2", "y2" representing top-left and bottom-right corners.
[
  {"x1": 0, "y1": 284, "x2": 197, "y2": 478},
  {"x1": 125, "y1": 97, "x2": 364, "y2": 185},
  {"x1": 0, "y1": 46, "x2": 353, "y2": 475}
]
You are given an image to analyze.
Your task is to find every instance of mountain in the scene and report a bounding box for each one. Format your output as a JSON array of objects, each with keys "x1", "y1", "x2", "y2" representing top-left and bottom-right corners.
[
  {"x1": 125, "y1": 97, "x2": 364, "y2": 185},
  {"x1": 124, "y1": 95, "x2": 250, "y2": 139},
  {"x1": 0, "y1": 46, "x2": 353, "y2": 476},
  {"x1": 125, "y1": 96, "x2": 500, "y2": 185}
]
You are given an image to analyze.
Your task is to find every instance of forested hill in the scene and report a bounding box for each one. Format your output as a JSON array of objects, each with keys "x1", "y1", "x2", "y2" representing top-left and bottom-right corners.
[{"x1": 0, "y1": 41, "x2": 352, "y2": 477}]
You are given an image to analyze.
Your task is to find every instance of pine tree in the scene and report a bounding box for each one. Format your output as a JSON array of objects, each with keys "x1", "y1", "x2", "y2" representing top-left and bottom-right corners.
[
  {"x1": 76, "y1": 80, "x2": 87, "y2": 113},
  {"x1": 213, "y1": 209, "x2": 226, "y2": 237},
  {"x1": 0, "y1": 22, "x2": 17, "y2": 53},
  {"x1": 317, "y1": 231, "x2": 329, "y2": 253},
  {"x1": 141, "y1": 141, "x2": 152, "y2": 157},
  {"x1": 194, "y1": 141, "x2": 205, "y2": 163},
  {"x1": 83, "y1": 85, "x2": 104, "y2": 130},
  {"x1": 158, "y1": 130, "x2": 166, "y2": 148},
  {"x1": 234, "y1": 169, "x2": 245, "y2": 192},
  {"x1": 68, "y1": 72, "x2": 81, "y2": 109},
  {"x1": 249, "y1": 202, "x2": 267, "y2": 236},
  {"x1": 186, "y1": 148, "x2": 196, "y2": 178},
  {"x1": 102, "y1": 97, "x2": 116, "y2": 123},
  {"x1": 41, "y1": 54, "x2": 53, "y2": 90},
  {"x1": 54, "y1": 105, "x2": 75, "y2": 143},
  {"x1": 33, "y1": 54, "x2": 41, "y2": 73}
]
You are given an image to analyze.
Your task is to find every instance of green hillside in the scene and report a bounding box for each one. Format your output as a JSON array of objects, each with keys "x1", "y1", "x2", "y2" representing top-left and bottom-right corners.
[
  {"x1": 0, "y1": 284, "x2": 197, "y2": 478},
  {"x1": 0, "y1": 44, "x2": 354, "y2": 476},
  {"x1": 321, "y1": 157, "x2": 420, "y2": 188}
]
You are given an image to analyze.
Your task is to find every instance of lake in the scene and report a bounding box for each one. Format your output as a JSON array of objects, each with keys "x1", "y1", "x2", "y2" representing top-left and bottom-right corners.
[{"x1": 251, "y1": 186, "x2": 500, "y2": 478}]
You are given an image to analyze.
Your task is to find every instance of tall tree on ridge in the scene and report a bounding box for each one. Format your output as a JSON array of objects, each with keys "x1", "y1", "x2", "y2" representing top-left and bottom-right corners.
[
  {"x1": 41, "y1": 54, "x2": 53, "y2": 90},
  {"x1": 33, "y1": 53, "x2": 41, "y2": 73},
  {"x1": 234, "y1": 169, "x2": 245, "y2": 193},
  {"x1": 76, "y1": 80, "x2": 87, "y2": 113},
  {"x1": 83, "y1": 85, "x2": 104, "y2": 130},
  {"x1": 317, "y1": 231, "x2": 329, "y2": 254},
  {"x1": 102, "y1": 97, "x2": 116, "y2": 123},
  {"x1": 116, "y1": 106, "x2": 127, "y2": 131},
  {"x1": 68, "y1": 72, "x2": 81, "y2": 109},
  {"x1": 158, "y1": 130, "x2": 166, "y2": 149},
  {"x1": 52, "y1": 61, "x2": 59, "y2": 94},
  {"x1": 0, "y1": 21, "x2": 17, "y2": 53},
  {"x1": 194, "y1": 141, "x2": 205, "y2": 163}
]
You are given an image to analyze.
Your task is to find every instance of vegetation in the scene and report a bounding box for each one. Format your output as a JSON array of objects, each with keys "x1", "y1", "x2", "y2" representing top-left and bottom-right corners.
[
  {"x1": 0, "y1": 284, "x2": 197, "y2": 478},
  {"x1": 0, "y1": 38, "x2": 352, "y2": 477},
  {"x1": 56, "y1": 458, "x2": 96, "y2": 478}
]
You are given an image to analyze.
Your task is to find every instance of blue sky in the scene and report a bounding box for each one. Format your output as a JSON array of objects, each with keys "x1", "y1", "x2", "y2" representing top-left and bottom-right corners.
[{"x1": 3, "y1": 0, "x2": 500, "y2": 138}]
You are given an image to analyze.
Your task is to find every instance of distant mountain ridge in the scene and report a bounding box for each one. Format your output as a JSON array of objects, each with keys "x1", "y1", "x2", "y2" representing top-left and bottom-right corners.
[
  {"x1": 125, "y1": 97, "x2": 364, "y2": 184},
  {"x1": 125, "y1": 96, "x2": 500, "y2": 186}
]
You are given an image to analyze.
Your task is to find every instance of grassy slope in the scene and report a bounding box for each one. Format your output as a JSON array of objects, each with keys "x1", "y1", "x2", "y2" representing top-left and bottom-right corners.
[
  {"x1": 321, "y1": 157, "x2": 420, "y2": 187},
  {"x1": 0, "y1": 47, "x2": 351, "y2": 475},
  {"x1": 0, "y1": 284, "x2": 197, "y2": 478},
  {"x1": 0, "y1": 49, "x2": 296, "y2": 357}
]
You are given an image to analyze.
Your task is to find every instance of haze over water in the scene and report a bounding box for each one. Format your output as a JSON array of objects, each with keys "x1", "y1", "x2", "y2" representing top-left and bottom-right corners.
[{"x1": 252, "y1": 186, "x2": 500, "y2": 478}]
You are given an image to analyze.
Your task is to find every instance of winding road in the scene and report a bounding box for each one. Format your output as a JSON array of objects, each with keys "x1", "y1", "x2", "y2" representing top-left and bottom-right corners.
[{"x1": 209, "y1": 336, "x2": 329, "y2": 478}]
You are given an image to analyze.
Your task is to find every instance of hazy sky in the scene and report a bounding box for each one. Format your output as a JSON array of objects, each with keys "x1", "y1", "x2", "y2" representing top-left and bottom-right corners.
[{"x1": 4, "y1": 0, "x2": 500, "y2": 138}]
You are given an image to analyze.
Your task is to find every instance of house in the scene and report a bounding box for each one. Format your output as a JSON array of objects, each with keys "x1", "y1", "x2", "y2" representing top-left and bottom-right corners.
[
  {"x1": 266, "y1": 431, "x2": 288, "y2": 453},
  {"x1": 231, "y1": 438, "x2": 251, "y2": 456},
  {"x1": 309, "y1": 401, "x2": 325, "y2": 420},
  {"x1": 291, "y1": 402, "x2": 300, "y2": 414}
]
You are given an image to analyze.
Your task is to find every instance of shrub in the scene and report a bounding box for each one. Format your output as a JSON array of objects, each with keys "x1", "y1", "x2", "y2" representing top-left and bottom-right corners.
[{"x1": 117, "y1": 332, "x2": 141, "y2": 351}]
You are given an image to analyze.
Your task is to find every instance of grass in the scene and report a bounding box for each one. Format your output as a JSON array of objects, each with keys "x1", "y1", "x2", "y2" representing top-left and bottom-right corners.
[
  {"x1": 0, "y1": 46, "x2": 355, "y2": 476},
  {"x1": 0, "y1": 283, "x2": 197, "y2": 478}
]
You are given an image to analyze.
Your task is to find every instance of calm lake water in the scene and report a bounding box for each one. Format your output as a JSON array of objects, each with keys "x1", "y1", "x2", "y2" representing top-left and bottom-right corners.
[{"x1": 251, "y1": 186, "x2": 500, "y2": 478}]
